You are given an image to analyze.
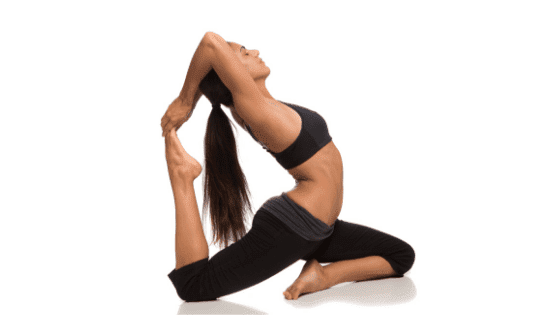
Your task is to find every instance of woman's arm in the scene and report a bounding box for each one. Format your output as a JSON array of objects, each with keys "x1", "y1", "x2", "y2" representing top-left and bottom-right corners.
[
  {"x1": 161, "y1": 34, "x2": 213, "y2": 137},
  {"x1": 177, "y1": 33, "x2": 214, "y2": 108},
  {"x1": 183, "y1": 87, "x2": 203, "y2": 122},
  {"x1": 161, "y1": 86, "x2": 203, "y2": 138}
]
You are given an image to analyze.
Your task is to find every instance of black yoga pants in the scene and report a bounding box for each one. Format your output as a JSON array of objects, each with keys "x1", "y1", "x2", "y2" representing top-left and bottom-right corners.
[{"x1": 168, "y1": 208, "x2": 415, "y2": 302}]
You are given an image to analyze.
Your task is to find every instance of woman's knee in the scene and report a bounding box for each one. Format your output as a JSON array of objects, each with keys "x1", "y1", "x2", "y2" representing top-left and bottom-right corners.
[
  {"x1": 374, "y1": 236, "x2": 415, "y2": 276},
  {"x1": 178, "y1": 278, "x2": 218, "y2": 302},
  {"x1": 391, "y1": 241, "x2": 415, "y2": 275}
]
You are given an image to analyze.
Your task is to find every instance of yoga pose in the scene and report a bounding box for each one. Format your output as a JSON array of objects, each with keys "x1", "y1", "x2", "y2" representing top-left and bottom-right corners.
[{"x1": 160, "y1": 32, "x2": 415, "y2": 302}]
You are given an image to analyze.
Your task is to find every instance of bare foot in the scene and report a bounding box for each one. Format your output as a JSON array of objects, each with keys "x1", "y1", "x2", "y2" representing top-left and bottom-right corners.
[
  {"x1": 165, "y1": 128, "x2": 202, "y2": 180},
  {"x1": 283, "y1": 259, "x2": 330, "y2": 300}
]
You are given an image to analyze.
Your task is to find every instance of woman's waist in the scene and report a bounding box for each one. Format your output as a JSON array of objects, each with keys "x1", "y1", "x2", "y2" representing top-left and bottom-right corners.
[
  {"x1": 287, "y1": 180, "x2": 343, "y2": 227},
  {"x1": 259, "y1": 192, "x2": 336, "y2": 241}
]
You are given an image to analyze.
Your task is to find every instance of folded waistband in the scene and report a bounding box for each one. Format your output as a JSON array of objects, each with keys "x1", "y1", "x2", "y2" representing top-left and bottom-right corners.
[{"x1": 261, "y1": 192, "x2": 334, "y2": 241}]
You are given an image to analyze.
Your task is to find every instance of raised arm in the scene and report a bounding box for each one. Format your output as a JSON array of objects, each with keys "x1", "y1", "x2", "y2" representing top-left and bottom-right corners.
[
  {"x1": 161, "y1": 87, "x2": 203, "y2": 138},
  {"x1": 161, "y1": 34, "x2": 214, "y2": 137},
  {"x1": 180, "y1": 31, "x2": 265, "y2": 109},
  {"x1": 162, "y1": 31, "x2": 269, "y2": 137},
  {"x1": 178, "y1": 33, "x2": 214, "y2": 107}
]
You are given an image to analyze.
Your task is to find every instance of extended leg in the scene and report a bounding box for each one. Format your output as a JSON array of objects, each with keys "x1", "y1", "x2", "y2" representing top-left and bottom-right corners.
[
  {"x1": 165, "y1": 128, "x2": 208, "y2": 269},
  {"x1": 168, "y1": 209, "x2": 323, "y2": 302},
  {"x1": 171, "y1": 176, "x2": 209, "y2": 269}
]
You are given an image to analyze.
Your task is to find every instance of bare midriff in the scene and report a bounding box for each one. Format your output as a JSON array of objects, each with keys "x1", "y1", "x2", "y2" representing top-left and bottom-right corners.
[
  {"x1": 285, "y1": 140, "x2": 344, "y2": 227},
  {"x1": 230, "y1": 101, "x2": 344, "y2": 227}
]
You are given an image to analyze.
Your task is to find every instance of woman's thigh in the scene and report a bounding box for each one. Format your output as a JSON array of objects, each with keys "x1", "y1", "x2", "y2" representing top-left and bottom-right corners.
[
  {"x1": 301, "y1": 219, "x2": 415, "y2": 276},
  {"x1": 168, "y1": 209, "x2": 322, "y2": 302}
]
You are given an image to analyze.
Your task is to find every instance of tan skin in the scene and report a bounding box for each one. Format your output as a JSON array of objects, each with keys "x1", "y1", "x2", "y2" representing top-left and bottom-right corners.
[
  {"x1": 163, "y1": 40, "x2": 344, "y2": 227},
  {"x1": 223, "y1": 42, "x2": 345, "y2": 228},
  {"x1": 161, "y1": 36, "x2": 397, "y2": 300}
]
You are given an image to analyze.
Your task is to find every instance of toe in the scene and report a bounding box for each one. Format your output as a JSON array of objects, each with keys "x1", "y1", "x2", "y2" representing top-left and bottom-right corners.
[
  {"x1": 292, "y1": 290, "x2": 300, "y2": 300},
  {"x1": 283, "y1": 291, "x2": 289, "y2": 299}
]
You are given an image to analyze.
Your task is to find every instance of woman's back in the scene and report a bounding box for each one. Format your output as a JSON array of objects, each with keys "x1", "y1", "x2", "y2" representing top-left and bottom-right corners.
[{"x1": 231, "y1": 98, "x2": 344, "y2": 227}]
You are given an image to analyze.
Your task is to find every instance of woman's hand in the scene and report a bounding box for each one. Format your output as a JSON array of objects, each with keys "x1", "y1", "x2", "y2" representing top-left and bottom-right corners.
[{"x1": 161, "y1": 97, "x2": 193, "y2": 138}]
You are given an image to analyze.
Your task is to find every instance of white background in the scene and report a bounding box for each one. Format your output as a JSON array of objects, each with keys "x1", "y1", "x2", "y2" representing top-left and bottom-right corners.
[{"x1": 1, "y1": 1, "x2": 559, "y2": 314}]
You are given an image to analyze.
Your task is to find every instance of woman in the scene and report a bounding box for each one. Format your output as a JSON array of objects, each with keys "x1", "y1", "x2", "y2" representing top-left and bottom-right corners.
[{"x1": 160, "y1": 32, "x2": 415, "y2": 302}]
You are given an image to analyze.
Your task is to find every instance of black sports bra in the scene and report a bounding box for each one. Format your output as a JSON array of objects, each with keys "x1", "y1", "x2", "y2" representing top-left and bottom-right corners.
[{"x1": 246, "y1": 101, "x2": 333, "y2": 170}]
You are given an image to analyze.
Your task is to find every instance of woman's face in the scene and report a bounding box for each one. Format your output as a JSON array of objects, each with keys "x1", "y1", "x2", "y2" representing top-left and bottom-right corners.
[{"x1": 227, "y1": 41, "x2": 270, "y2": 81}]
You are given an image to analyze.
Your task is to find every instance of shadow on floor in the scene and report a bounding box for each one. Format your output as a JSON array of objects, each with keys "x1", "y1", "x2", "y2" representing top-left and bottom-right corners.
[
  {"x1": 284, "y1": 275, "x2": 416, "y2": 308},
  {"x1": 177, "y1": 299, "x2": 266, "y2": 314},
  {"x1": 176, "y1": 275, "x2": 416, "y2": 314}
]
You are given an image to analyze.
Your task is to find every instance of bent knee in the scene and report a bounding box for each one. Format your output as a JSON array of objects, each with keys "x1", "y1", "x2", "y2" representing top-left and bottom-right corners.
[
  {"x1": 395, "y1": 242, "x2": 415, "y2": 275},
  {"x1": 383, "y1": 241, "x2": 415, "y2": 276},
  {"x1": 177, "y1": 282, "x2": 219, "y2": 302},
  {"x1": 179, "y1": 289, "x2": 218, "y2": 303}
]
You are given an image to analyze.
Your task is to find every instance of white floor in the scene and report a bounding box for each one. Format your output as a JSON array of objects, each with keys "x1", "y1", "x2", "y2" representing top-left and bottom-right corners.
[{"x1": 2, "y1": 1, "x2": 559, "y2": 314}]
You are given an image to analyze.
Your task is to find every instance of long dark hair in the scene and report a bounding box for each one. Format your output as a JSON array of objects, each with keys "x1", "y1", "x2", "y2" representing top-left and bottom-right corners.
[{"x1": 198, "y1": 68, "x2": 253, "y2": 250}]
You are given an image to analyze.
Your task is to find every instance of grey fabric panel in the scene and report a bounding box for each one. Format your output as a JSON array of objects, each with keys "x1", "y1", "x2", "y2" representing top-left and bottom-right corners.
[{"x1": 261, "y1": 192, "x2": 334, "y2": 241}]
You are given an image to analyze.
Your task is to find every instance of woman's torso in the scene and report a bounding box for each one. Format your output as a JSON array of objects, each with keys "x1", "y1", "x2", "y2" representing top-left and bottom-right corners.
[{"x1": 230, "y1": 100, "x2": 344, "y2": 227}]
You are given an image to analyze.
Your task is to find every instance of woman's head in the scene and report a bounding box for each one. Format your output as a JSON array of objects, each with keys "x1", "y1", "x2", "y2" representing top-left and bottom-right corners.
[
  {"x1": 227, "y1": 41, "x2": 270, "y2": 82},
  {"x1": 198, "y1": 41, "x2": 271, "y2": 109}
]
